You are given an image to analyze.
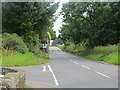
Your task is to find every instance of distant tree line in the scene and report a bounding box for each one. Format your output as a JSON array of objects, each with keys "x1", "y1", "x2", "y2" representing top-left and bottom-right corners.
[{"x1": 60, "y1": 2, "x2": 120, "y2": 48}]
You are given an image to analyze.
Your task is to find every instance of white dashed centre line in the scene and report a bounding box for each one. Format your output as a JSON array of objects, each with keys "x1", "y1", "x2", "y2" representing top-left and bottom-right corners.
[
  {"x1": 43, "y1": 66, "x2": 46, "y2": 72},
  {"x1": 96, "y1": 71, "x2": 111, "y2": 79},
  {"x1": 73, "y1": 62, "x2": 79, "y2": 65},
  {"x1": 48, "y1": 65, "x2": 59, "y2": 86},
  {"x1": 81, "y1": 65, "x2": 90, "y2": 70},
  {"x1": 0, "y1": 74, "x2": 4, "y2": 78}
]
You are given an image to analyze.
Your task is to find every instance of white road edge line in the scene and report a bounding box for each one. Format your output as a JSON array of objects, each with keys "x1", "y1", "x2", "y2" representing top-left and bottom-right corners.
[
  {"x1": 43, "y1": 66, "x2": 46, "y2": 72},
  {"x1": 0, "y1": 74, "x2": 4, "y2": 78},
  {"x1": 48, "y1": 65, "x2": 59, "y2": 86},
  {"x1": 96, "y1": 71, "x2": 111, "y2": 79},
  {"x1": 81, "y1": 65, "x2": 90, "y2": 69}
]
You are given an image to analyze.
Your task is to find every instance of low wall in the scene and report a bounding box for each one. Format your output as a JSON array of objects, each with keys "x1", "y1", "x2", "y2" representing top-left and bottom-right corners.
[{"x1": 0, "y1": 68, "x2": 25, "y2": 89}]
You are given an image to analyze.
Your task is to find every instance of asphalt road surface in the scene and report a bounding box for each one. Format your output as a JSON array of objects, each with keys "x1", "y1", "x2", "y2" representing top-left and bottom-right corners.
[{"x1": 14, "y1": 46, "x2": 118, "y2": 88}]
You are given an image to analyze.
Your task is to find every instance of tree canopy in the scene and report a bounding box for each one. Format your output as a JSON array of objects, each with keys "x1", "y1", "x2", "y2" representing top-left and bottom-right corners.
[
  {"x1": 60, "y1": 2, "x2": 120, "y2": 48},
  {"x1": 2, "y1": 2, "x2": 58, "y2": 52}
]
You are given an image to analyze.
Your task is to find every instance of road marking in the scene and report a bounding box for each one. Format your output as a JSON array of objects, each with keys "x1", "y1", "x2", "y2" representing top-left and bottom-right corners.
[
  {"x1": 81, "y1": 65, "x2": 90, "y2": 69},
  {"x1": 43, "y1": 66, "x2": 46, "y2": 72},
  {"x1": 48, "y1": 65, "x2": 59, "y2": 86},
  {"x1": 73, "y1": 62, "x2": 79, "y2": 65},
  {"x1": 55, "y1": 47, "x2": 57, "y2": 51},
  {"x1": 76, "y1": 62, "x2": 79, "y2": 65},
  {"x1": 0, "y1": 74, "x2": 4, "y2": 78},
  {"x1": 70, "y1": 60, "x2": 73, "y2": 62},
  {"x1": 96, "y1": 71, "x2": 111, "y2": 79},
  {"x1": 58, "y1": 48, "x2": 61, "y2": 51}
]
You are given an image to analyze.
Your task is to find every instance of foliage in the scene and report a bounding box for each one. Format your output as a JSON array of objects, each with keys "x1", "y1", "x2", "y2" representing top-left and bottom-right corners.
[
  {"x1": 57, "y1": 44, "x2": 64, "y2": 49},
  {"x1": 47, "y1": 32, "x2": 52, "y2": 40},
  {"x1": 60, "y1": 2, "x2": 120, "y2": 48},
  {"x1": 52, "y1": 39, "x2": 63, "y2": 46},
  {"x1": 2, "y1": 33, "x2": 28, "y2": 53},
  {"x1": 2, "y1": 49, "x2": 49, "y2": 67},
  {"x1": 103, "y1": 53, "x2": 118, "y2": 64},
  {"x1": 62, "y1": 41, "x2": 117, "y2": 55},
  {"x1": 85, "y1": 53, "x2": 118, "y2": 65},
  {"x1": 0, "y1": 35, "x2": 1, "y2": 49},
  {"x1": 49, "y1": 29, "x2": 56, "y2": 40},
  {"x1": 23, "y1": 32, "x2": 41, "y2": 54},
  {"x1": 59, "y1": 42, "x2": 118, "y2": 64},
  {"x1": 2, "y1": 2, "x2": 59, "y2": 52},
  {"x1": 2, "y1": 2, "x2": 58, "y2": 36},
  {"x1": 61, "y1": 41, "x2": 85, "y2": 55}
]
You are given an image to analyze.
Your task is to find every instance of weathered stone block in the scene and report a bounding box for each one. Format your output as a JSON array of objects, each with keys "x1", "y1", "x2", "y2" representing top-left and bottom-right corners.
[{"x1": 0, "y1": 68, "x2": 25, "y2": 89}]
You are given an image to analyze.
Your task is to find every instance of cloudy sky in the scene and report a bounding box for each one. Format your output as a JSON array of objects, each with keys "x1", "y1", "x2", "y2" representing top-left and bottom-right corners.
[{"x1": 53, "y1": 0, "x2": 69, "y2": 37}]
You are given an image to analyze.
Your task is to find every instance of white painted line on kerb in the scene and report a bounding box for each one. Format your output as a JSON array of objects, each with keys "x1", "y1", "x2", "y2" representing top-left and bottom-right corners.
[
  {"x1": 48, "y1": 65, "x2": 59, "y2": 86},
  {"x1": 81, "y1": 65, "x2": 90, "y2": 69},
  {"x1": 43, "y1": 66, "x2": 46, "y2": 72},
  {"x1": 96, "y1": 71, "x2": 111, "y2": 79}
]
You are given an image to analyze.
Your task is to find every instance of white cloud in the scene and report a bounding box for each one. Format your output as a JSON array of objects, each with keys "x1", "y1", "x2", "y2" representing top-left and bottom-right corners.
[
  {"x1": 53, "y1": 15, "x2": 63, "y2": 37},
  {"x1": 53, "y1": 0, "x2": 69, "y2": 37}
]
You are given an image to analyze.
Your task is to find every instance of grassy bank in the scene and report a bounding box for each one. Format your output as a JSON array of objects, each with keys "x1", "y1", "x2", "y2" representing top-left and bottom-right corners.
[
  {"x1": 2, "y1": 50, "x2": 49, "y2": 67},
  {"x1": 84, "y1": 53, "x2": 118, "y2": 64},
  {"x1": 58, "y1": 44, "x2": 119, "y2": 65}
]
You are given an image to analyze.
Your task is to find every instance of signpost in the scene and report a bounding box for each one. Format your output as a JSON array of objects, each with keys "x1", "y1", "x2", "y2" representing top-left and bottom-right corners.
[{"x1": 41, "y1": 36, "x2": 49, "y2": 52}]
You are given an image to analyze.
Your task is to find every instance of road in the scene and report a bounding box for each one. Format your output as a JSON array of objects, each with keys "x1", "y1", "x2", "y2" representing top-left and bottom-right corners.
[{"x1": 14, "y1": 46, "x2": 118, "y2": 88}]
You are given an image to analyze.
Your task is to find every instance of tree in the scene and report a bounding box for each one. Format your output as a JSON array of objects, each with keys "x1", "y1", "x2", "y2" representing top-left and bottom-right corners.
[
  {"x1": 49, "y1": 29, "x2": 56, "y2": 40},
  {"x1": 2, "y1": 2, "x2": 59, "y2": 51},
  {"x1": 60, "y1": 2, "x2": 120, "y2": 48}
]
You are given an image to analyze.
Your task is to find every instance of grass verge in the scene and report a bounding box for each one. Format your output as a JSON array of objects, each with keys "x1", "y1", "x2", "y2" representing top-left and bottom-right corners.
[
  {"x1": 84, "y1": 53, "x2": 118, "y2": 65},
  {"x1": 58, "y1": 44, "x2": 119, "y2": 65},
  {"x1": 2, "y1": 50, "x2": 49, "y2": 67}
]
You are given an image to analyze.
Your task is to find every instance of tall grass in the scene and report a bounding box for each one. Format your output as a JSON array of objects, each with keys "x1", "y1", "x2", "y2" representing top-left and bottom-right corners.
[
  {"x1": 58, "y1": 43, "x2": 119, "y2": 65},
  {"x1": 2, "y1": 50, "x2": 49, "y2": 67}
]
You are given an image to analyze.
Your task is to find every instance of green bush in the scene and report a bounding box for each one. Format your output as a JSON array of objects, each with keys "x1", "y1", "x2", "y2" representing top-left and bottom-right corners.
[
  {"x1": 61, "y1": 42, "x2": 118, "y2": 64},
  {"x1": 64, "y1": 41, "x2": 118, "y2": 56},
  {"x1": 58, "y1": 44, "x2": 65, "y2": 50},
  {"x1": 23, "y1": 33, "x2": 41, "y2": 54},
  {"x1": 63, "y1": 42, "x2": 86, "y2": 55},
  {"x1": 2, "y1": 33, "x2": 28, "y2": 53},
  {"x1": 0, "y1": 35, "x2": 1, "y2": 48},
  {"x1": 94, "y1": 45, "x2": 117, "y2": 54}
]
